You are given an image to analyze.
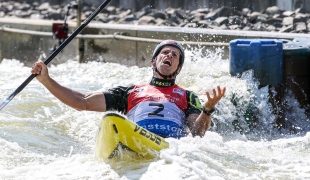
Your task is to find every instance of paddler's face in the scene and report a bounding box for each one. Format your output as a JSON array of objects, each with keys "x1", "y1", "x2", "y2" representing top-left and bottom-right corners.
[{"x1": 154, "y1": 46, "x2": 180, "y2": 77}]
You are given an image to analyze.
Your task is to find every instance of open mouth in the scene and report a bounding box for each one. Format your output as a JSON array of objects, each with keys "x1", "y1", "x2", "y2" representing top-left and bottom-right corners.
[{"x1": 163, "y1": 60, "x2": 171, "y2": 66}]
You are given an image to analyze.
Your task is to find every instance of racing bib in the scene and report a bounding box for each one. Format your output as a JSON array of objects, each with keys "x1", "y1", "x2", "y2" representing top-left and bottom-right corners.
[{"x1": 127, "y1": 84, "x2": 188, "y2": 138}]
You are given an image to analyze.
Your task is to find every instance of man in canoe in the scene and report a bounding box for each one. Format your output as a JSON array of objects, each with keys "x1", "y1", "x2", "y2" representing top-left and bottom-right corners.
[{"x1": 31, "y1": 39, "x2": 226, "y2": 138}]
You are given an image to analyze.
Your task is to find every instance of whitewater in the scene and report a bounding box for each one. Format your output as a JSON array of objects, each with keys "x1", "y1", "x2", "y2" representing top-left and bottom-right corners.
[{"x1": 0, "y1": 47, "x2": 309, "y2": 179}]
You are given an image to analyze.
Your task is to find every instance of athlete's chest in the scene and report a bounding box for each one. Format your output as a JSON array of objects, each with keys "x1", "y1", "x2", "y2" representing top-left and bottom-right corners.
[{"x1": 128, "y1": 85, "x2": 188, "y2": 111}]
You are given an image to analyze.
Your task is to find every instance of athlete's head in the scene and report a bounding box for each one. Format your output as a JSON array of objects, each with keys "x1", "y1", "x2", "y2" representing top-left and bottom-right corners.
[{"x1": 151, "y1": 40, "x2": 185, "y2": 79}]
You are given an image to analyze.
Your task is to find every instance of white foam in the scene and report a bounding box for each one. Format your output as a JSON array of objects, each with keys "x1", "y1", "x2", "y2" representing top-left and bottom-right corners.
[{"x1": 1, "y1": 47, "x2": 309, "y2": 179}]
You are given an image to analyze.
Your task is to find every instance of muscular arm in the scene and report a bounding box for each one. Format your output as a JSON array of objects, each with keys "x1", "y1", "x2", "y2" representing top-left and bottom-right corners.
[
  {"x1": 31, "y1": 61, "x2": 106, "y2": 112},
  {"x1": 41, "y1": 77, "x2": 106, "y2": 111},
  {"x1": 187, "y1": 113, "x2": 211, "y2": 137},
  {"x1": 187, "y1": 86, "x2": 226, "y2": 137}
]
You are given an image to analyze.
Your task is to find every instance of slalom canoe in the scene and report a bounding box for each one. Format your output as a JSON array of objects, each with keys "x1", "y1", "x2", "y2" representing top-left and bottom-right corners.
[{"x1": 95, "y1": 113, "x2": 169, "y2": 159}]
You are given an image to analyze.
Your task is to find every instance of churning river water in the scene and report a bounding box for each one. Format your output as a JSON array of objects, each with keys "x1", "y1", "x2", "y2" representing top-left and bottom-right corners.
[{"x1": 0, "y1": 47, "x2": 309, "y2": 179}]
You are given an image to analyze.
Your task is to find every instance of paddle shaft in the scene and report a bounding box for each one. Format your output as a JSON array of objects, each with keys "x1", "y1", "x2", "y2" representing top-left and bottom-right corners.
[{"x1": 0, "y1": 0, "x2": 112, "y2": 111}]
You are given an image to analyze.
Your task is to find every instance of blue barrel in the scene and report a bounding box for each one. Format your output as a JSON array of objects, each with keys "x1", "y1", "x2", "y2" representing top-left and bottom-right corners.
[{"x1": 229, "y1": 39, "x2": 283, "y2": 86}]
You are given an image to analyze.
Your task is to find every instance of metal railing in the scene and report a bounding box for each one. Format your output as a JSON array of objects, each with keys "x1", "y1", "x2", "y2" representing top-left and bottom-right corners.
[{"x1": 0, "y1": 25, "x2": 230, "y2": 47}]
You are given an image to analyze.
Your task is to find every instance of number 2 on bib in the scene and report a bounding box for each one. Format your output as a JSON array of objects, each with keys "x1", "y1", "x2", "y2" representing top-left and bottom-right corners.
[{"x1": 148, "y1": 103, "x2": 164, "y2": 117}]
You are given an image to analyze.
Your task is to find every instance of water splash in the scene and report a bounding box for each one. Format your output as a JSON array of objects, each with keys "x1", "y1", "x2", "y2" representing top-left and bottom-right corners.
[{"x1": 1, "y1": 46, "x2": 310, "y2": 179}]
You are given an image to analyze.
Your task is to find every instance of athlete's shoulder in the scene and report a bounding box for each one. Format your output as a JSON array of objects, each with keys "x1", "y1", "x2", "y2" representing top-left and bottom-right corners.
[
  {"x1": 107, "y1": 85, "x2": 136, "y2": 96},
  {"x1": 186, "y1": 90, "x2": 203, "y2": 109}
]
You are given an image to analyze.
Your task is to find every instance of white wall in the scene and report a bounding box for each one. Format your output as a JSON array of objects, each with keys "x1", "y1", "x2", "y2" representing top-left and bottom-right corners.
[
  {"x1": 277, "y1": 0, "x2": 293, "y2": 11},
  {"x1": 277, "y1": 0, "x2": 309, "y2": 11}
]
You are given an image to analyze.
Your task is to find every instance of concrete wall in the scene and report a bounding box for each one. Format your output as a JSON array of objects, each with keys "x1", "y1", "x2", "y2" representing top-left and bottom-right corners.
[
  {"x1": 0, "y1": 19, "x2": 77, "y2": 66},
  {"x1": 277, "y1": 0, "x2": 309, "y2": 11},
  {"x1": 1, "y1": 18, "x2": 310, "y2": 67}
]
